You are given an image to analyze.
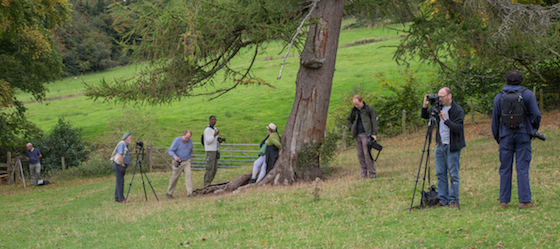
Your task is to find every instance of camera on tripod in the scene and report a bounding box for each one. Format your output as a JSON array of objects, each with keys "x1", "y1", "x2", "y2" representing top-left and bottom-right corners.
[
  {"x1": 217, "y1": 137, "x2": 226, "y2": 143},
  {"x1": 426, "y1": 93, "x2": 443, "y2": 115},
  {"x1": 136, "y1": 141, "x2": 144, "y2": 148},
  {"x1": 15, "y1": 152, "x2": 21, "y2": 156},
  {"x1": 533, "y1": 130, "x2": 546, "y2": 141}
]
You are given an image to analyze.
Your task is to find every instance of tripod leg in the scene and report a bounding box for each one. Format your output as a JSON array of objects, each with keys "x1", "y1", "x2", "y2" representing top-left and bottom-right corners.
[
  {"x1": 124, "y1": 162, "x2": 139, "y2": 204},
  {"x1": 139, "y1": 162, "x2": 148, "y2": 201},
  {"x1": 139, "y1": 163, "x2": 159, "y2": 201},
  {"x1": 19, "y1": 160, "x2": 26, "y2": 189},
  {"x1": 410, "y1": 122, "x2": 434, "y2": 211}
]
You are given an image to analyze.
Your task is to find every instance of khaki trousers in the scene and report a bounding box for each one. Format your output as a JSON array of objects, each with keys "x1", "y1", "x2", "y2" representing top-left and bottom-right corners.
[
  {"x1": 204, "y1": 151, "x2": 218, "y2": 187},
  {"x1": 166, "y1": 159, "x2": 193, "y2": 196}
]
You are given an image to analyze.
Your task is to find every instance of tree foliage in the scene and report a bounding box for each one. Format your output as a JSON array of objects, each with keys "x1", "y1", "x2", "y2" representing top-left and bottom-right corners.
[
  {"x1": 55, "y1": 0, "x2": 132, "y2": 76},
  {"x1": 85, "y1": 0, "x2": 307, "y2": 105},
  {"x1": 392, "y1": 0, "x2": 560, "y2": 90}
]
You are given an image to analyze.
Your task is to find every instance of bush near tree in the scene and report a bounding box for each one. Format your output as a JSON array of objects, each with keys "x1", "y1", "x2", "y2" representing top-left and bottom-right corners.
[{"x1": 32, "y1": 117, "x2": 91, "y2": 174}]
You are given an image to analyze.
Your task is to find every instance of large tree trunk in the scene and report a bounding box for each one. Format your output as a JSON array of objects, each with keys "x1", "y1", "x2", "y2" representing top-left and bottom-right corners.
[{"x1": 260, "y1": 0, "x2": 345, "y2": 185}]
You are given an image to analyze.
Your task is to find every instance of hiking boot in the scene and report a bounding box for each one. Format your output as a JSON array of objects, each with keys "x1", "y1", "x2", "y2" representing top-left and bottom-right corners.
[
  {"x1": 249, "y1": 178, "x2": 257, "y2": 184},
  {"x1": 519, "y1": 202, "x2": 534, "y2": 209},
  {"x1": 500, "y1": 202, "x2": 508, "y2": 208},
  {"x1": 448, "y1": 201, "x2": 459, "y2": 209},
  {"x1": 187, "y1": 193, "x2": 195, "y2": 198},
  {"x1": 434, "y1": 202, "x2": 445, "y2": 207},
  {"x1": 369, "y1": 175, "x2": 377, "y2": 179},
  {"x1": 166, "y1": 194, "x2": 174, "y2": 199}
]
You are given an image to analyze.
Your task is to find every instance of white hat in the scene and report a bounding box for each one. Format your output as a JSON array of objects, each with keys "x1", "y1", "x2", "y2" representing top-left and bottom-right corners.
[{"x1": 266, "y1": 123, "x2": 277, "y2": 131}]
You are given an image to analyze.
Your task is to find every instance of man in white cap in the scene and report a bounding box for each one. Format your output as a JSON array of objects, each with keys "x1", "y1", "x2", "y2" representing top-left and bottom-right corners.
[{"x1": 110, "y1": 132, "x2": 132, "y2": 203}]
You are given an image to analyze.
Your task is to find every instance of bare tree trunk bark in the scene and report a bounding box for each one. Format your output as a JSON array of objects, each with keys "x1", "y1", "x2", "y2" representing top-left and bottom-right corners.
[{"x1": 260, "y1": 0, "x2": 345, "y2": 185}]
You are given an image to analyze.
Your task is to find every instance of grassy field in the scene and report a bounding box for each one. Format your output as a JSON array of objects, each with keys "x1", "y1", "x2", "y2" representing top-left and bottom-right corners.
[
  {"x1": 1, "y1": 114, "x2": 559, "y2": 248},
  {"x1": 17, "y1": 22, "x2": 435, "y2": 146}
]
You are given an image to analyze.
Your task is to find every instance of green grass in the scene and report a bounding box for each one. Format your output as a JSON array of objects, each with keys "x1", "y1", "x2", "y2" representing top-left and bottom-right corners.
[
  {"x1": 18, "y1": 23, "x2": 435, "y2": 146},
  {"x1": 1, "y1": 118, "x2": 559, "y2": 248}
]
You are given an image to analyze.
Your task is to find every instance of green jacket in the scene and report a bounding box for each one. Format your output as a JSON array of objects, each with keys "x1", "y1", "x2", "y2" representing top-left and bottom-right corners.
[
  {"x1": 266, "y1": 132, "x2": 282, "y2": 150},
  {"x1": 347, "y1": 103, "x2": 378, "y2": 138}
]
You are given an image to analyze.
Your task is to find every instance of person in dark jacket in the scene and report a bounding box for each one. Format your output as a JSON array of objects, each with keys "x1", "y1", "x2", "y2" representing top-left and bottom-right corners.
[
  {"x1": 421, "y1": 87, "x2": 466, "y2": 208},
  {"x1": 491, "y1": 70, "x2": 541, "y2": 209},
  {"x1": 347, "y1": 95, "x2": 379, "y2": 179}
]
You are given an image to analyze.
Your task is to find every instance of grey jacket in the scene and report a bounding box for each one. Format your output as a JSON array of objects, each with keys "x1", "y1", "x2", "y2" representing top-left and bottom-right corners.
[{"x1": 347, "y1": 103, "x2": 378, "y2": 138}]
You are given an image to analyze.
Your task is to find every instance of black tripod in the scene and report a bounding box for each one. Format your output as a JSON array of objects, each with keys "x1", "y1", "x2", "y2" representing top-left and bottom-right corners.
[
  {"x1": 124, "y1": 142, "x2": 159, "y2": 204},
  {"x1": 409, "y1": 111, "x2": 460, "y2": 211}
]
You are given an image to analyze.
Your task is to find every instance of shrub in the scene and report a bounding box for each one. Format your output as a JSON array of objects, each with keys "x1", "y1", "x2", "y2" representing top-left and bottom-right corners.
[
  {"x1": 54, "y1": 154, "x2": 113, "y2": 178},
  {"x1": 32, "y1": 117, "x2": 91, "y2": 174}
]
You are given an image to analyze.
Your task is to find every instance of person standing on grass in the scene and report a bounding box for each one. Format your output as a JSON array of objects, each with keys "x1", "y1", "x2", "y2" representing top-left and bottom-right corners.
[
  {"x1": 203, "y1": 116, "x2": 223, "y2": 187},
  {"x1": 25, "y1": 143, "x2": 42, "y2": 185},
  {"x1": 421, "y1": 87, "x2": 466, "y2": 209},
  {"x1": 110, "y1": 132, "x2": 132, "y2": 203},
  {"x1": 166, "y1": 130, "x2": 194, "y2": 199},
  {"x1": 347, "y1": 95, "x2": 378, "y2": 179},
  {"x1": 492, "y1": 70, "x2": 541, "y2": 209}
]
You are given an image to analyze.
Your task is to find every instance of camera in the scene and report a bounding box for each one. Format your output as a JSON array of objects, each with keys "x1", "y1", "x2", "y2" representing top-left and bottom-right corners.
[
  {"x1": 533, "y1": 131, "x2": 546, "y2": 141},
  {"x1": 217, "y1": 137, "x2": 226, "y2": 143},
  {"x1": 426, "y1": 93, "x2": 440, "y2": 105},
  {"x1": 136, "y1": 141, "x2": 144, "y2": 147},
  {"x1": 426, "y1": 93, "x2": 443, "y2": 115},
  {"x1": 15, "y1": 152, "x2": 21, "y2": 156},
  {"x1": 175, "y1": 159, "x2": 182, "y2": 168}
]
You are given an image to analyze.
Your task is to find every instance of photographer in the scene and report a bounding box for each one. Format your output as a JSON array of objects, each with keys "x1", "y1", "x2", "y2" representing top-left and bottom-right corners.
[
  {"x1": 110, "y1": 132, "x2": 132, "y2": 203},
  {"x1": 421, "y1": 87, "x2": 465, "y2": 208},
  {"x1": 166, "y1": 130, "x2": 194, "y2": 199},
  {"x1": 25, "y1": 143, "x2": 42, "y2": 185},
  {"x1": 347, "y1": 95, "x2": 378, "y2": 179},
  {"x1": 491, "y1": 70, "x2": 541, "y2": 209},
  {"x1": 203, "y1": 116, "x2": 223, "y2": 187}
]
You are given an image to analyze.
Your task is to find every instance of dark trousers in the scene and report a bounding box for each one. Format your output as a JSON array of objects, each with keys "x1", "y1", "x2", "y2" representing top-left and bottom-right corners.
[
  {"x1": 499, "y1": 133, "x2": 532, "y2": 203},
  {"x1": 113, "y1": 162, "x2": 127, "y2": 202},
  {"x1": 355, "y1": 133, "x2": 376, "y2": 177},
  {"x1": 204, "y1": 151, "x2": 218, "y2": 187}
]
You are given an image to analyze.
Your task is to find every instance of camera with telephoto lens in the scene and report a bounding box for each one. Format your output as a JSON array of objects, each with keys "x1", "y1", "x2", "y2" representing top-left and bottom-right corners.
[
  {"x1": 175, "y1": 159, "x2": 182, "y2": 168},
  {"x1": 533, "y1": 130, "x2": 546, "y2": 141},
  {"x1": 15, "y1": 152, "x2": 21, "y2": 156},
  {"x1": 218, "y1": 137, "x2": 226, "y2": 143},
  {"x1": 136, "y1": 141, "x2": 144, "y2": 148}
]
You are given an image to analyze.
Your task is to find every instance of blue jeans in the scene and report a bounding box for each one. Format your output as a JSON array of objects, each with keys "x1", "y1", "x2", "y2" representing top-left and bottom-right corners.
[
  {"x1": 499, "y1": 133, "x2": 532, "y2": 203},
  {"x1": 434, "y1": 144, "x2": 461, "y2": 205}
]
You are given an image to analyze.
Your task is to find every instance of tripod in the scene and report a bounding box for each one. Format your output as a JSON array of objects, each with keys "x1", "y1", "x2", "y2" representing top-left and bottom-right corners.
[
  {"x1": 124, "y1": 143, "x2": 159, "y2": 204},
  {"x1": 409, "y1": 111, "x2": 460, "y2": 211},
  {"x1": 8, "y1": 153, "x2": 26, "y2": 188}
]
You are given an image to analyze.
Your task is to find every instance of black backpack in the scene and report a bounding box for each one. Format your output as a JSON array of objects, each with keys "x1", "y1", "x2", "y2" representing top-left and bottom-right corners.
[{"x1": 500, "y1": 87, "x2": 526, "y2": 129}]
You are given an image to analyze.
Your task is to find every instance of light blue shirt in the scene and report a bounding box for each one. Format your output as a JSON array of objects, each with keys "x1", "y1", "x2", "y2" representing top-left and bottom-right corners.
[
  {"x1": 116, "y1": 141, "x2": 131, "y2": 165},
  {"x1": 168, "y1": 136, "x2": 193, "y2": 161},
  {"x1": 439, "y1": 105, "x2": 452, "y2": 144}
]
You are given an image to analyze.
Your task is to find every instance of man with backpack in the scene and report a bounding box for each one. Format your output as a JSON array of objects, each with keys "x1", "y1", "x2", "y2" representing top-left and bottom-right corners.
[
  {"x1": 347, "y1": 95, "x2": 378, "y2": 179},
  {"x1": 492, "y1": 70, "x2": 541, "y2": 209}
]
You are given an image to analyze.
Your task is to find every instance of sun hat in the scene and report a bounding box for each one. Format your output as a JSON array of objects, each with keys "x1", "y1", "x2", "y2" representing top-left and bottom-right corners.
[
  {"x1": 122, "y1": 131, "x2": 132, "y2": 140},
  {"x1": 266, "y1": 123, "x2": 277, "y2": 132}
]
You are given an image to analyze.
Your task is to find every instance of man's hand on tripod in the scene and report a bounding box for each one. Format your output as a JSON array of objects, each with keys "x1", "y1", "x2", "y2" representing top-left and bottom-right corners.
[
  {"x1": 371, "y1": 135, "x2": 377, "y2": 141},
  {"x1": 438, "y1": 111, "x2": 447, "y2": 121}
]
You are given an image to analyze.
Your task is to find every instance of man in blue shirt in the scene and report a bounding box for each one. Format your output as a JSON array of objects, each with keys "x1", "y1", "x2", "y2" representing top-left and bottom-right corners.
[
  {"x1": 110, "y1": 132, "x2": 132, "y2": 203},
  {"x1": 25, "y1": 143, "x2": 42, "y2": 185},
  {"x1": 166, "y1": 130, "x2": 194, "y2": 199},
  {"x1": 492, "y1": 70, "x2": 541, "y2": 209}
]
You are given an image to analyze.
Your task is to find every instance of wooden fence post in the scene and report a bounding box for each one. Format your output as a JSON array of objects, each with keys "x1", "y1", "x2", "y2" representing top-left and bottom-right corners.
[
  {"x1": 147, "y1": 145, "x2": 153, "y2": 172},
  {"x1": 402, "y1": 109, "x2": 407, "y2": 135},
  {"x1": 470, "y1": 99, "x2": 475, "y2": 124},
  {"x1": 539, "y1": 88, "x2": 544, "y2": 111},
  {"x1": 341, "y1": 126, "x2": 347, "y2": 150},
  {"x1": 61, "y1": 157, "x2": 66, "y2": 171}
]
